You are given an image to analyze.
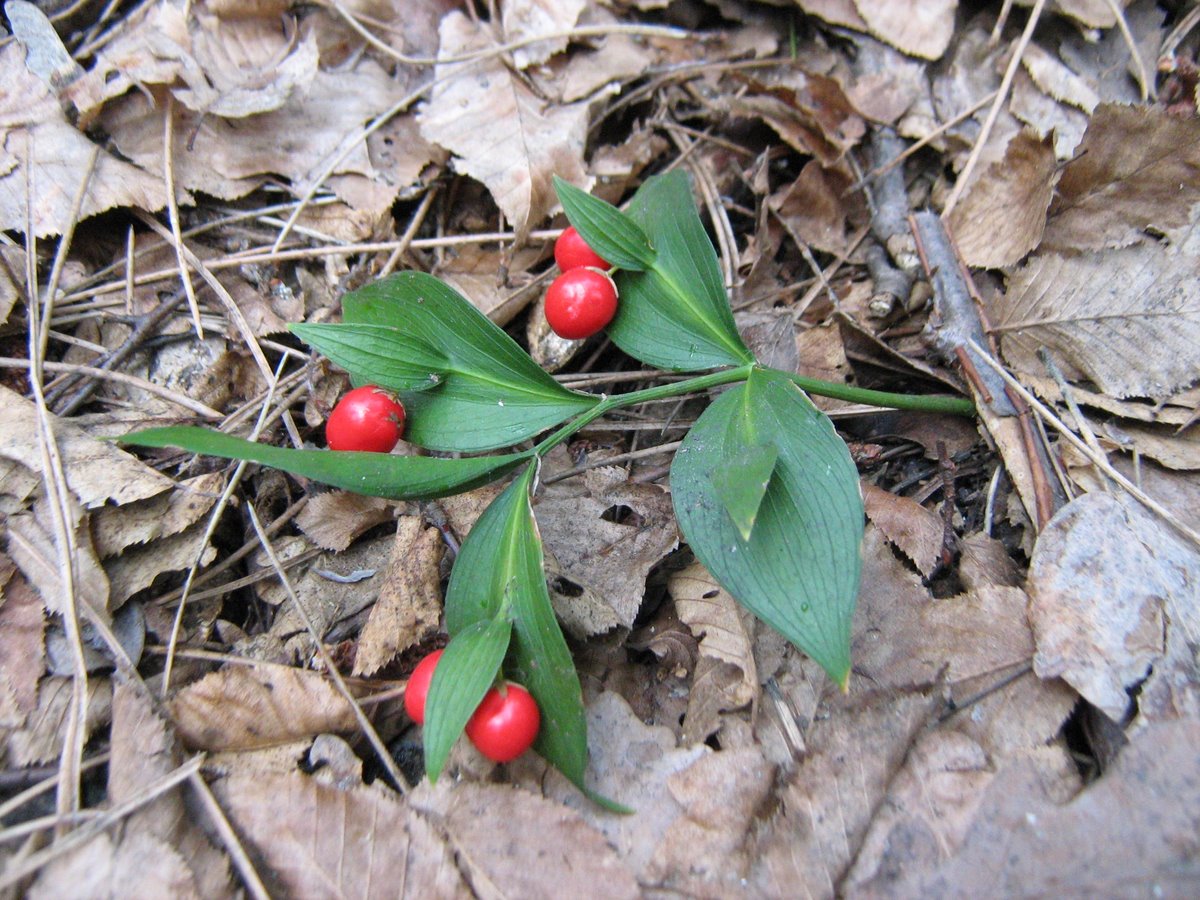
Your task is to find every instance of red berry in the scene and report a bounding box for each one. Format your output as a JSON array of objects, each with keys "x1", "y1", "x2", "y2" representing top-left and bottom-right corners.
[
  {"x1": 465, "y1": 682, "x2": 540, "y2": 763},
  {"x1": 404, "y1": 649, "x2": 443, "y2": 725},
  {"x1": 554, "y1": 226, "x2": 609, "y2": 271},
  {"x1": 326, "y1": 385, "x2": 406, "y2": 453},
  {"x1": 544, "y1": 268, "x2": 618, "y2": 340}
]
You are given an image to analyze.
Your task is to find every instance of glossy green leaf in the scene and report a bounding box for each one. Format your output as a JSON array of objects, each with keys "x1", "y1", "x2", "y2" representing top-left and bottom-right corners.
[
  {"x1": 445, "y1": 466, "x2": 589, "y2": 792},
  {"x1": 327, "y1": 271, "x2": 598, "y2": 452},
  {"x1": 117, "y1": 427, "x2": 526, "y2": 500},
  {"x1": 671, "y1": 368, "x2": 864, "y2": 685},
  {"x1": 711, "y1": 442, "x2": 778, "y2": 542},
  {"x1": 290, "y1": 323, "x2": 447, "y2": 393},
  {"x1": 553, "y1": 176, "x2": 656, "y2": 271},
  {"x1": 423, "y1": 617, "x2": 512, "y2": 782},
  {"x1": 608, "y1": 171, "x2": 753, "y2": 371}
]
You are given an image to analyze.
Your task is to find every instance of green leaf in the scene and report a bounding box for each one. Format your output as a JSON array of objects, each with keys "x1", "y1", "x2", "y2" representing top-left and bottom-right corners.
[
  {"x1": 117, "y1": 427, "x2": 525, "y2": 500},
  {"x1": 608, "y1": 171, "x2": 754, "y2": 371},
  {"x1": 423, "y1": 617, "x2": 512, "y2": 782},
  {"x1": 711, "y1": 442, "x2": 778, "y2": 542},
  {"x1": 335, "y1": 271, "x2": 598, "y2": 452},
  {"x1": 670, "y1": 368, "x2": 864, "y2": 686},
  {"x1": 445, "y1": 466, "x2": 589, "y2": 792},
  {"x1": 553, "y1": 176, "x2": 656, "y2": 271},
  {"x1": 290, "y1": 323, "x2": 447, "y2": 393}
]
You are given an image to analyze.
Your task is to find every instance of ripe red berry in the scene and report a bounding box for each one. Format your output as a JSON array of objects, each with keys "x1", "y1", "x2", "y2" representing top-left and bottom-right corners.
[
  {"x1": 404, "y1": 649, "x2": 443, "y2": 725},
  {"x1": 544, "y1": 268, "x2": 618, "y2": 340},
  {"x1": 326, "y1": 385, "x2": 406, "y2": 453},
  {"x1": 465, "y1": 682, "x2": 540, "y2": 763},
  {"x1": 554, "y1": 225, "x2": 609, "y2": 271}
]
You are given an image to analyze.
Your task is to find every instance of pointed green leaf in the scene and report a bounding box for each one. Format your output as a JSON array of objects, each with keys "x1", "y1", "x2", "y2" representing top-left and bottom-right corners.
[
  {"x1": 117, "y1": 427, "x2": 525, "y2": 500},
  {"x1": 445, "y1": 466, "x2": 589, "y2": 792},
  {"x1": 423, "y1": 617, "x2": 512, "y2": 782},
  {"x1": 711, "y1": 442, "x2": 778, "y2": 542},
  {"x1": 608, "y1": 171, "x2": 754, "y2": 371},
  {"x1": 670, "y1": 368, "x2": 863, "y2": 685},
  {"x1": 290, "y1": 323, "x2": 446, "y2": 393},
  {"x1": 330, "y1": 271, "x2": 598, "y2": 452},
  {"x1": 553, "y1": 176, "x2": 656, "y2": 271}
]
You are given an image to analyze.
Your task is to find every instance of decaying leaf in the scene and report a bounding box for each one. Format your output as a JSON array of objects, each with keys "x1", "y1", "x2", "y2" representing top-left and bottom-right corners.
[
  {"x1": 862, "y1": 483, "x2": 945, "y2": 577},
  {"x1": 853, "y1": 0, "x2": 957, "y2": 60},
  {"x1": 169, "y1": 665, "x2": 359, "y2": 752},
  {"x1": 6, "y1": 675, "x2": 112, "y2": 766},
  {"x1": 1042, "y1": 104, "x2": 1200, "y2": 252},
  {"x1": 419, "y1": 11, "x2": 590, "y2": 240},
  {"x1": 0, "y1": 386, "x2": 173, "y2": 508},
  {"x1": 669, "y1": 562, "x2": 758, "y2": 743},
  {"x1": 946, "y1": 129, "x2": 1058, "y2": 268},
  {"x1": 295, "y1": 491, "x2": 396, "y2": 552},
  {"x1": 215, "y1": 771, "x2": 467, "y2": 898},
  {"x1": 91, "y1": 472, "x2": 224, "y2": 558},
  {"x1": 501, "y1": 0, "x2": 588, "y2": 69},
  {"x1": 0, "y1": 569, "x2": 45, "y2": 717},
  {"x1": 411, "y1": 780, "x2": 640, "y2": 899},
  {"x1": 536, "y1": 455, "x2": 678, "y2": 636},
  {"x1": 993, "y1": 246, "x2": 1200, "y2": 400},
  {"x1": 104, "y1": 518, "x2": 216, "y2": 607},
  {"x1": 6, "y1": 497, "x2": 111, "y2": 618},
  {"x1": 352, "y1": 517, "x2": 444, "y2": 676},
  {"x1": 1029, "y1": 490, "x2": 1198, "y2": 721}
]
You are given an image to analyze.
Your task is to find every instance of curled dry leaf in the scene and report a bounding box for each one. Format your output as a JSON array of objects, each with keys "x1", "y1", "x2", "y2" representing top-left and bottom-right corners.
[
  {"x1": 946, "y1": 129, "x2": 1058, "y2": 269},
  {"x1": 6, "y1": 497, "x2": 111, "y2": 618},
  {"x1": 418, "y1": 11, "x2": 590, "y2": 241},
  {"x1": 169, "y1": 665, "x2": 359, "y2": 752},
  {"x1": 214, "y1": 771, "x2": 467, "y2": 899},
  {"x1": 668, "y1": 561, "x2": 758, "y2": 743},
  {"x1": 7, "y1": 676, "x2": 113, "y2": 767},
  {"x1": 501, "y1": 0, "x2": 588, "y2": 69},
  {"x1": 352, "y1": 517, "x2": 444, "y2": 676},
  {"x1": 91, "y1": 472, "x2": 224, "y2": 558},
  {"x1": 853, "y1": 0, "x2": 957, "y2": 61},
  {"x1": 1029, "y1": 491, "x2": 1197, "y2": 721}
]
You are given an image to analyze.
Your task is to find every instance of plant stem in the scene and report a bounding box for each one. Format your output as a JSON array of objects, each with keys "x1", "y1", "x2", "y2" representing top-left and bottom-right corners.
[
  {"x1": 533, "y1": 365, "x2": 755, "y2": 457},
  {"x1": 533, "y1": 364, "x2": 975, "y2": 461},
  {"x1": 777, "y1": 370, "x2": 976, "y2": 416}
]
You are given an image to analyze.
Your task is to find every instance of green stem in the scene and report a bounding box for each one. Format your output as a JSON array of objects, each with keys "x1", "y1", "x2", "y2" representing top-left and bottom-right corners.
[
  {"x1": 777, "y1": 370, "x2": 976, "y2": 416},
  {"x1": 533, "y1": 365, "x2": 755, "y2": 458}
]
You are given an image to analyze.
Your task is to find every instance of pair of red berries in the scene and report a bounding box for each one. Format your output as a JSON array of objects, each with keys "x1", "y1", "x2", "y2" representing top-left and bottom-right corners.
[
  {"x1": 326, "y1": 385, "x2": 407, "y2": 453},
  {"x1": 404, "y1": 650, "x2": 540, "y2": 763},
  {"x1": 544, "y1": 226, "x2": 618, "y2": 341}
]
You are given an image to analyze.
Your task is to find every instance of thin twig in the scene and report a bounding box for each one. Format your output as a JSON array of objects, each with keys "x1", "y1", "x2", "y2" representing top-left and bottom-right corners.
[{"x1": 162, "y1": 96, "x2": 204, "y2": 339}]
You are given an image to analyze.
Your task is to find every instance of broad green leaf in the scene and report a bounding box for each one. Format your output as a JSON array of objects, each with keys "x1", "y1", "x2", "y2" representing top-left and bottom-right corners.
[
  {"x1": 608, "y1": 171, "x2": 753, "y2": 371},
  {"x1": 445, "y1": 466, "x2": 589, "y2": 792},
  {"x1": 290, "y1": 323, "x2": 447, "y2": 393},
  {"x1": 711, "y1": 442, "x2": 778, "y2": 542},
  {"x1": 553, "y1": 176, "x2": 656, "y2": 271},
  {"x1": 326, "y1": 271, "x2": 597, "y2": 452},
  {"x1": 424, "y1": 617, "x2": 512, "y2": 782},
  {"x1": 117, "y1": 427, "x2": 525, "y2": 500},
  {"x1": 670, "y1": 368, "x2": 863, "y2": 686}
]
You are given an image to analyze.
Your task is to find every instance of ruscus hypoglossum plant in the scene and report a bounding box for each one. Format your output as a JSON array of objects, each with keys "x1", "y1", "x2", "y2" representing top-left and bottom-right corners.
[{"x1": 119, "y1": 172, "x2": 973, "y2": 806}]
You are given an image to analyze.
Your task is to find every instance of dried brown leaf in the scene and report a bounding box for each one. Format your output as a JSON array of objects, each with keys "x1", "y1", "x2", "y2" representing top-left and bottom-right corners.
[
  {"x1": 1021, "y1": 42, "x2": 1099, "y2": 113},
  {"x1": 1097, "y1": 419, "x2": 1200, "y2": 470},
  {"x1": 728, "y1": 73, "x2": 865, "y2": 166},
  {"x1": 295, "y1": 491, "x2": 395, "y2": 552},
  {"x1": 993, "y1": 246, "x2": 1200, "y2": 400},
  {"x1": 853, "y1": 0, "x2": 957, "y2": 60},
  {"x1": 91, "y1": 472, "x2": 223, "y2": 558},
  {"x1": 669, "y1": 562, "x2": 758, "y2": 743},
  {"x1": 536, "y1": 454, "x2": 678, "y2": 636},
  {"x1": 1043, "y1": 104, "x2": 1200, "y2": 252},
  {"x1": 418, "y1": 11, "x2": 590, "y2": 240},
  {"x1": 215, "y1": 771, "x2": 466, "y2": 899},
  {"x1": 769, "y1": 159, "x2": 861, "y2": 256},
  {"x1": 0, "y1": 245, "x2": 24, "y2": 327},
  {"x1": 0, "y1": 45, "x2": 167, "y2": 236},
  {"x1": 862, "y1": 484, "x2": 945, "y2": 577},
  {"x1": 7, "y1": 675, "x2": 112, "y2": 766},
  {"x1": 501, "y1": 0, "x2": 587, "y2": 69},
  {"x1": 859, "y1": 720, "x2": 1200, "y2": 896},
  {"x1": 411, "y1": 781, "x2": 639, "y2": 899},
  {"x1": 1029, "y1": 490, "x2": 1198, "y2": 720},
  {"x1": 170, "y1": 666, "x2": 358, "y2": 752},
  {"x1": 7, "y1": 498, "x2": 111, "y2": 617},
  {"x1": 0, "y1": 570, "x2": 44, "y2": 716},
  {"x1": 946, "y1": 129, "x2": 1058, "y2": 268},
  {"x1": 0, "y1": 385, "x2": 173, "y2": 508},
  {"x1": 353, "y1": 517, "x2": 443, "y2": 676},
  {"x1": 28, "y1": 832, "x2": 201, "y2": 900},
  {"x1": 105, "y1": 519, "x2": 216, "y2": 607},
  {"x1": 436, "y1": 242, "x2": 545, "y2": 326}
]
